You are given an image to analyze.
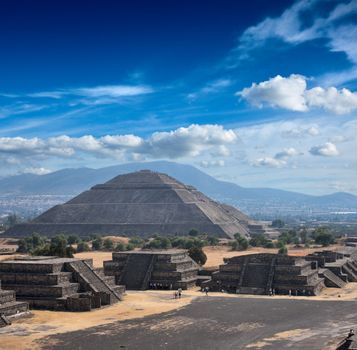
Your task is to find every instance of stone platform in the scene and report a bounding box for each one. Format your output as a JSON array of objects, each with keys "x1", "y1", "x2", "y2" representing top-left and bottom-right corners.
[
  {"x1": 0, "y1": 256, "x2": 125, "y2": 311},
  {"x1": 104, "y1": 250, "x2": 198, "y2": 290},
  {"x1": 0, "y1": 280, "x2": 29, "y2": 327},
  {"x1": 206, "y1": 253, "x2": 325, "y2": 296}
]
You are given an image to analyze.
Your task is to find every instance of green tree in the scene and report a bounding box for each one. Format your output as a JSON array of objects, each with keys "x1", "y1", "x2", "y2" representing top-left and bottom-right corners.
[
  {"x1": 314, "y1": 228, "x2": 335, "y2": 246},
  {"x1": 115, "y1": 242, "x2": 126, "y2": 251},
  {"x1": 188, "y1": 229, "x2": 199, "y2": 237},
  {"x1": 92, "y1": 238, "x2": 103, "y2": 251},
  {"x1": 67, "y1": 235, "x2": 80, "y2": 245},
  {"x1": 278, "y1": 245, "x2": 288, "y2": 255},
  {"x1": 188, "y1": 247, "x2": 207, "y2": 266},
  {"x1": 76, "y1": 242, "x2": 90, "y2": 252},
  {"x1": 103, "y1": 238, "x2": 114, "y2": 250}
]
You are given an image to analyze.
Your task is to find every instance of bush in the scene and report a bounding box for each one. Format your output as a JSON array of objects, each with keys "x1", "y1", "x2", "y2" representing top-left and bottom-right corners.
[
  {"x1": 230, "y1": 236, "x2": 249, "y2": 251},
  {"x1": 67, "y1": 235, "x2": 80, "y2": 245},
  {"x1": 249, "y1": 234, "x2": 269, "y2": 247},
  {"x1": 207, "y1": 236, "x2": 219, "y2": 246},
  {"x1": 126, "y1": 243, "x2": 135, "y2": 251},
  {"x1": 145, "y1": 237, "x2": 172, "y2": 249},
  {"x1": 77, "y1": 242, "x2": 90, "y2": 252},
  {"x1": 115, "y1": 242, "x2": 126, "y2": 251},
  {"x1": 103, "y1": 238, "x2": 114, "y2": 250},
  {"x1": 92, "y1": 238, "x2": 103, "y2": 251},
  {"x1": 313, "y1": 228, "x2": 335, "y2": 246},
  {"x1": 188, "y1": 247, "x2": 207, "y2": 266},
  {"x1": 128, "y1": 237, "x2": 144, "y2": 248},
  {"x1": 188, "y1": 229, "x2": 199, "y2": 237},
  {"x1": 278, "y1": 245, "x2": 288, "y2": 255}
]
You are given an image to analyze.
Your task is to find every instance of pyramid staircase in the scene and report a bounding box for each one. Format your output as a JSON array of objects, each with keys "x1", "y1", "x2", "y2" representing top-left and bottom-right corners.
[
  {"x1": 66, "y1": 260, "x2": 122, "y2": 304},
  {"x1": 319, "y1": 269, "x2": 346, "y2": 288},
  {"x1": 118, "y1": 254, "x2": 155, "y2": 290}
]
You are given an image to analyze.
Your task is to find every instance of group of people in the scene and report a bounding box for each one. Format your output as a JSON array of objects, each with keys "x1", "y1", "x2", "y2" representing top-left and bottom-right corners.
[
  {"x1": 173, "y1": 288, "x2": 182, "y2": 299},
  {"x1": 149, "y1": 282, "x2": 173, "y2": 290}
]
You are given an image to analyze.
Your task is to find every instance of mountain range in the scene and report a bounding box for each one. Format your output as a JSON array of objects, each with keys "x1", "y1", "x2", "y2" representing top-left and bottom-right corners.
[{"x1": 1, "y1": 161, "x2": 357, "y2": 219}]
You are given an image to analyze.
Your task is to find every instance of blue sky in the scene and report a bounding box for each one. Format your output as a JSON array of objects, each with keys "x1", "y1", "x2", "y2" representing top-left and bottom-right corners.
[{"x1": 1, "y1": 0, "x2": 357, "y2": 195}]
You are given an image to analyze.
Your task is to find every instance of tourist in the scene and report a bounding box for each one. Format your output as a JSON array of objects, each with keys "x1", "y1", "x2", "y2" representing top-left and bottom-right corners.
[
  {"x1": 288, "y1": 289, "x2": 292, "y2": 297},
  {"x1": 178, "y1": 288, "x2": 182, "y2": 298},
  {"x1": 204, "y1": 286, "x2": 209, "y2": 296}
]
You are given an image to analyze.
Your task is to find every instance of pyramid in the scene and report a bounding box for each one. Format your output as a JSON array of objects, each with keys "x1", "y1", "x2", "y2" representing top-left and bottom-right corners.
[{"x1": 6, "y1": 170, "x2": 253, "y2": 239}]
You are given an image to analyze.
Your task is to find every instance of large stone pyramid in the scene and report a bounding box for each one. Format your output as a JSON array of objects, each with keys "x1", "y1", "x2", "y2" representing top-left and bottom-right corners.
[{"x1": 6, "y1": 170, "x2": 253, "y2": 238}]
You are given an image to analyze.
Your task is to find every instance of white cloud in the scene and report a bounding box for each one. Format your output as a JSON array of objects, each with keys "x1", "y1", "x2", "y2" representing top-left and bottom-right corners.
[
  {"x1": 236, "y1": 0, "x2": 357, "y2": 65},
  {"x1": 253, "y1": 157, "x2": 287, "y2": 168},
  {"x1": 187, "y1": 79, "x2": 232, "y2": 101},
  {"x1": 27, "y1": 84, "x2": 154, "y2": 105},
  {"x1": 199, "y1": 159, "x2": 225, "y2": 168},
  {"x1": 238, "y1": 74, "x2": 357, "y2": 114},
  {"x1": 22, "y1": 167, "x2": 52, "y2": 175},
  {"x1": 237, "y1": 74, "x2": 308, "y2": 112},
  {"x1": 309, "y1": 142, "x2": 339, "y2": 157},
  {"x1": 0, "y1": 124, "x2": 237, "y2": 165},
  {"x1": 274, "y1": 147, "x2": 300, "y2": 160}
]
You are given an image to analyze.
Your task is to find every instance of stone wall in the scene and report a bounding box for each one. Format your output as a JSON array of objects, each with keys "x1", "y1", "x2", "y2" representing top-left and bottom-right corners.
[
  {"x1": 104, "y1": 250, "x2": 198, "y2": 290},
  {"x1": 0, "y1": 257, "x2": 123, "y2": 311}
]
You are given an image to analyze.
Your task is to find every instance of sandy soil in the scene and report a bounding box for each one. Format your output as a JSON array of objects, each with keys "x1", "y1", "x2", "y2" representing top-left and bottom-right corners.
[
  {"x1": 1, "y1": 283, "x2": 357, "y2": 350},
  {"x1": 74, "y1": 251, "x2": 113, "y2": 268},
  {"x1": 0, "y1": 291, "x2": 195, "y2": 350},
  {"x1": 102, "y1": 236, "x2": 129, "y2": 244},
  {"x1": 203, "y1": 244, "x2": 341, "y2": 268}
]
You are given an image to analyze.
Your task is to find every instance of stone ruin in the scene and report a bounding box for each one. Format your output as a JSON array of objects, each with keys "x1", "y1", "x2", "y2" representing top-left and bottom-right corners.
[
  {"x1": 6, "y1": 170, "x2": 257, "y2": 239},
  {"x1": 0, "y1": 280, "x2": 29, "y2": 327},
  {"x1": 205, "y1": 253, "x2": 325, "y2": 296},
  {"x1": 306, "y1": 247, "x2": 357, "y2": 287},
  {"x1": 0, "y1": 256, "x2": 124, "y2": 311},
  {"x1": 104, "y1": 250, "x2": 198, "y2": 290}
]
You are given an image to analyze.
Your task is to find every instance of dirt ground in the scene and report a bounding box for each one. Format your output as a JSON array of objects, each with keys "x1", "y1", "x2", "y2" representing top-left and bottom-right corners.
[{"x1": 1, "y1": 284, "x2": 356, "y2": 350}]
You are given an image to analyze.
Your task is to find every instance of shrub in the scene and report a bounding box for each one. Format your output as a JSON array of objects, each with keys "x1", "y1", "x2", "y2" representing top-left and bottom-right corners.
[
  {"x1": 188, "y1": 247, "x2": 207, "y2": 266},
  {"x1": 128, "y1": 237, "x2": 144, "y2": 248},
  {"x1": 115, "y1": 242, "x2": 126, "y2": 251},
  {"x1": 103, "y1": 238, "x2": 114, "y2": 250},
  {"x1": 77, "y1": 242, "x2": 90, "y2": 252},
  {"x1": 188, "y1": 229, "x2": 199, "y2": 237},
  {"x1": 67, "y1": 235, "x2": 80, "y2": 245},
  {"x1": 278, "y1": 245, "x2": 288, "y2": 255},
  {"x1": 92, "y1": 238, "x2": 103, "y2": 251}
]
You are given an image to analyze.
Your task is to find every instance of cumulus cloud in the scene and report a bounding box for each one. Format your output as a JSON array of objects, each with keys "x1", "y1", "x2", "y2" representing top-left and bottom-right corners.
[
  {"x1": 238, "y1": 74, "x2": 308, "y2": 112},
  {"x1": 237, "y1": 74, "x2": 357, "y2": 114},
  {"x1": 253, "y1": 157, "x2": 287, "y2": 168},
  {"x1": 253, "y1": 147, "x2": 301, "y2": 168},
  {"x1": 309, "y1": 142, "x2": 339, "y2": 157},
  {"x1": 274, "y1": 147, "x2": 301, "y2": 160},
  {"x1": 0, "y1": 124, "x2": 237, "y2": 165}
]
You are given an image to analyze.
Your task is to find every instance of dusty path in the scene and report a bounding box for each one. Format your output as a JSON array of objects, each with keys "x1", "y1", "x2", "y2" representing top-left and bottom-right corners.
[
  {"x1": 38, "y1": 296, "x2": 357, "y2": 350},
  {"x1": 1, "y1": 284, "x2": 356, "y2": 350}
]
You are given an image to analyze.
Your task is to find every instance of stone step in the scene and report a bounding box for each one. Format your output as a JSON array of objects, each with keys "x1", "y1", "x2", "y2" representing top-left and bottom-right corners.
[{"x1": 320, "y1": 269, "x2": 346, "y2": 288}]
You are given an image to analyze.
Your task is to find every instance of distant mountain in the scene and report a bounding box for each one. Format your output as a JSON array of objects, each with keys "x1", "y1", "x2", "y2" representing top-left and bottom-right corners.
[{"x1": 1, "y1": 161, "x2": 357, "y2": 219}]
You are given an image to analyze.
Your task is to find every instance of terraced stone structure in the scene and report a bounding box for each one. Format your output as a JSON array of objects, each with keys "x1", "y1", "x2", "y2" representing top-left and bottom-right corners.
[
  {"x1": 306, "y1": 248, "x2": 357, "y2": 285},
  {"x1": 0, "y1": 280, "x2": 29, "y2": 327},
  {"x1": 0, "y1": 256, "x2": 124, "y2": 311},
  {"x1": 104, "y1": 250, "x2": 198, "y2": 290},
  {"x1": 6, "y1": 170, "x2": 254, "y2": 239},
  {"x1": 207, "y1": 253, "x2": 325, "y2": 296}
]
